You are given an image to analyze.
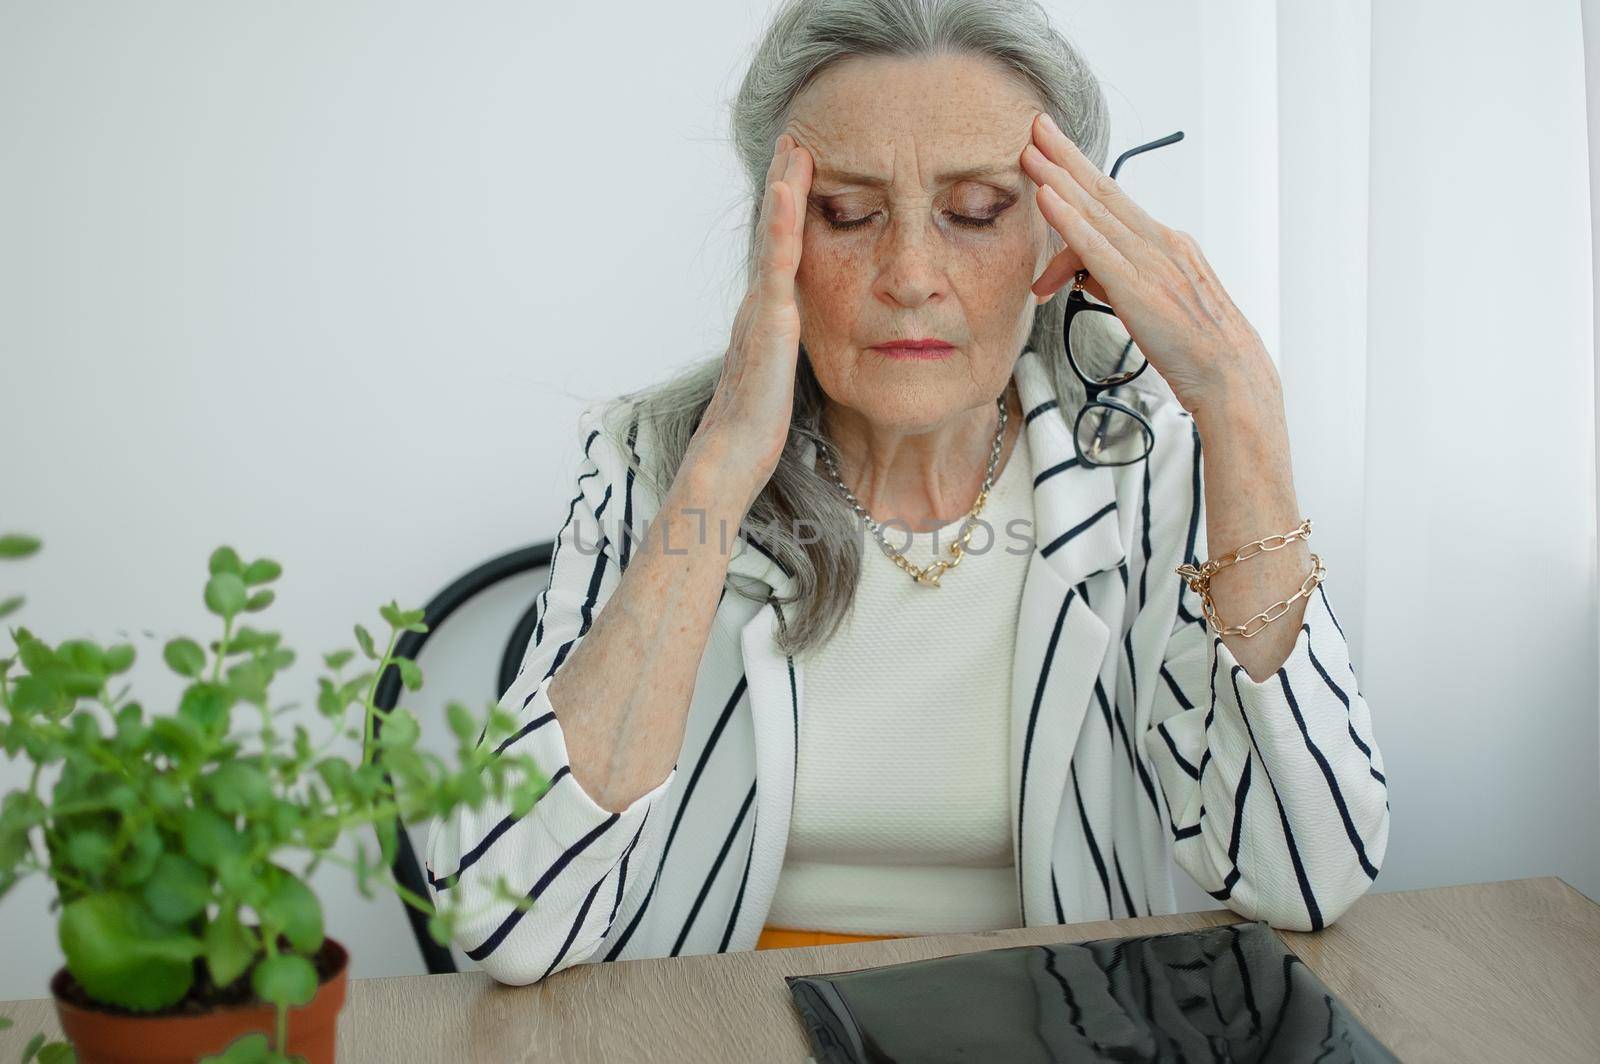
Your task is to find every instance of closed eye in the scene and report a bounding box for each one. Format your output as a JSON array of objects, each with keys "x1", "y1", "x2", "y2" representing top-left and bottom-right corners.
[
  {"x1": 822, "y1": 211, "x2": 1003, "y2": 232},
  {"x1": 948, "y1": 212, "x2": 1002, "y2": 229}
]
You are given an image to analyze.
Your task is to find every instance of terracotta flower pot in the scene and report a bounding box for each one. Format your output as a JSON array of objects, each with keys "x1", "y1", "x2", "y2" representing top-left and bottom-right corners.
[{"x1": 50, "y1": 938, "x2": 350, "y2": 1064}]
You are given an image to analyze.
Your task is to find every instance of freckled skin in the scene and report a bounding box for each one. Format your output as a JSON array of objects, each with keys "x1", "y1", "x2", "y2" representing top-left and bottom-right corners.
[{"x1": 783, "y1": 52, "x2": 1056, "y2": 528}]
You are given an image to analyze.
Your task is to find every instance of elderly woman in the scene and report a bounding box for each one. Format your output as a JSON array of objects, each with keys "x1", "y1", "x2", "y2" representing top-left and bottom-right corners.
[{"x1": 427, "y1": 0, "x2": 1389, "y2": 984}]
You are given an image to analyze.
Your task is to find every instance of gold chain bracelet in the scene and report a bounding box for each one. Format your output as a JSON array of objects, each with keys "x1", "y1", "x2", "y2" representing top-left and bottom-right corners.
[{"x1": 1174, "y1": 518, "x2": 1325, "y2": 638}]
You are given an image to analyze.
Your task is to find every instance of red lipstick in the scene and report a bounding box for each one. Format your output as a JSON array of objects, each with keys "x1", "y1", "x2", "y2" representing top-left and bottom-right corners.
[{"x1": 870, "y1": 338, "x2": 955, "y2": 360}]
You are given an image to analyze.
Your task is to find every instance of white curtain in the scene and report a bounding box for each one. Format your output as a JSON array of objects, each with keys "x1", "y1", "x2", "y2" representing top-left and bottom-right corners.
[{"x1": 1272, "y1": 0, "x2": 1599, "y2": 902}]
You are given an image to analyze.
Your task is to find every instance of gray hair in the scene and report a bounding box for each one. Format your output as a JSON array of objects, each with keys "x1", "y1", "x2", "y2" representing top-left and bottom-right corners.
[{"x1": 598, "y1": 0, "x2": 1124, "y2": 658}]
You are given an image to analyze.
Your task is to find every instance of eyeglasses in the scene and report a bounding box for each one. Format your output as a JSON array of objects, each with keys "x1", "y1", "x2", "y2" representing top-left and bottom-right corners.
[{"x1": 1063, "y1": 130, "x2": 1185, "y2": 467}]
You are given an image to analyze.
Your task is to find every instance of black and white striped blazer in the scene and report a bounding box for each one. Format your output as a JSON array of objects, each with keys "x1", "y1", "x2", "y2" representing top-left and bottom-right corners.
[{"x1": 425, "y1": 346, "x2": 1391, "y2": 984}]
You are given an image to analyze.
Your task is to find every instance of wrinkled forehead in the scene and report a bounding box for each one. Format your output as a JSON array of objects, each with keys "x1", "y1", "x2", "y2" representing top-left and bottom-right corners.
[{"x1": 785, "y1": 53, "x2": 1043, "y2": 189}]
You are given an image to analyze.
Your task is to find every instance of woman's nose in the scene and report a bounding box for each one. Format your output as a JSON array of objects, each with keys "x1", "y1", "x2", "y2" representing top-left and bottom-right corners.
[{"x1": 874, "y1": 216, "x2": 946, "y2": 308}]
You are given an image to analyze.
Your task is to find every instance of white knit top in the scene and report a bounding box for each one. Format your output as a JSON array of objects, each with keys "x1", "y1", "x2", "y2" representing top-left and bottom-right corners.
[{"x1": 766, "y1": 427, "x2": 1035, "y2": 935}]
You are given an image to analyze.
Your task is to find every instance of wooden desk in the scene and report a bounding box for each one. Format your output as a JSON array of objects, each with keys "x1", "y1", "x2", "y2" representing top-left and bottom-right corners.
[{"x1": 3, "y1": 877, "x2": 1596, "y2": 1062}]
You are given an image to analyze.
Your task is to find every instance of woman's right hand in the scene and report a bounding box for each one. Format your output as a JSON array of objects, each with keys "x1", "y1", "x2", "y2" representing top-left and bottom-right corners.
[{"x1": 691, "y1": 132, "x2": 813, "y2": 508}]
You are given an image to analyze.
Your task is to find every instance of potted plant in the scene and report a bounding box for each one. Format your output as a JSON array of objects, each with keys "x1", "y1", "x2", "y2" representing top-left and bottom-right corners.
[{"x1": 0, "y1": 532, "x2": 549, "y2": 1063}]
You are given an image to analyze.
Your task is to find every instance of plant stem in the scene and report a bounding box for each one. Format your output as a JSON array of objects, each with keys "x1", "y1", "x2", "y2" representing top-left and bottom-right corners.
[
  {"x1": 359, "y1": 628, "x2": 401, "y2": 768},
  {"x1": 311, "y1": 847, "x2": 436, "y2": 916},
  {"x1": 260, "y1": 926, "x2": 289, "y2": 1053},
  {"x1": 211, "y1": 615, "x2": 235, "y2": 685}
]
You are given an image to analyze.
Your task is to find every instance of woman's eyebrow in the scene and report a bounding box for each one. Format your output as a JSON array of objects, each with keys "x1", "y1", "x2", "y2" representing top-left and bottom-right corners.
[{"x1": 811, "y1": 162, "x2": 1023, "y2": 187}]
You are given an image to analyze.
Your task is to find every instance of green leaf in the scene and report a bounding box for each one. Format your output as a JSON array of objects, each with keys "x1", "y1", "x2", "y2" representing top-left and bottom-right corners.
[
  {"x1": 378, "y1": 746, "x2": 424, "y2": 792},
  {"x1": 353, "y1": 625, "x2": 377, "y2": 660},
  {"x1": 216, "y1": 855, "x2": 265, "y2": 909},
  {"x1": 350, "y1": 764, "x2": 384, "y2": 796},
  {"x1": 446, "y1": 702, "x2": 475, "y2": 744},
  {"x1": 56, "y1": 640, "x2": 105, "y2": 676},
  {"x1": 14, "y1": 631, "x2": 55, "y2": 674},
  {"x1": 314, "y1": 757, "x2": 353, "y2": 798},
  {"x1": 67, "y1": 711, "x2": 103, "y2": 746},
  {"x1": 147, "y1": 775, "x2": 183, "y2": 811},
  {"x1": 322, "y1": 649, "x2": 354, "y2": 671},
  {"x1": 260, "y1": 867, "x2": 323, "y2": 953},
  {"x1": 142, "y1": 853, "x2": 212, "y2": 924},
  {"x1": 181, "y1": 807, "x2": 245, "y2": 867},
  {"x1": 218, "y1": 626, "x2": 278, "y2": 655},
  {"x1": 103, "y1": 642, "x2": 136, "y2": 674},
  {"x1": 0, "y1": 793, "x2": 45, "y2": 876},
  {"x1": 0, "y1": 594, "x2": 24, "y2": 619},
  {"x1": 64, "y1": 829, "x2": 115, "y2": 880},
  {"x1": 114, "y1": 821, "x2": 164, "y2": 889},
  {"x1": 351, "y1": 843, "x2": 377, "y2": 899},
  {"x1": 396, "y1": 657, "x2": 422, "y2": 692},
  {"x1": 250, "y1": 953, "x2": 317, "y2": 1009},
  {"x1": 9, "y1": 676, "x2": 76, "y2": 716},
  {"x1": 486, "y1": 707, "x2": 517, "y2": 742},
  {"x1": 292, "y1": 725, "x2": 313, "y2": 763},
  {"x1": 204, "y1": 905, "x2": 256, "y2": 987},
  {"x1": 199, "y1": 1032, "x2": 274, "y2": 1064},
  {"x1": 151, "y1": 715, "x2": 205, "y2": 765},
  {"x1": 375, "y1": 816, "x2": 398, "y2": 867},
  {"x1": 244, "y1": 590, "x2": 275, "y2": 613},
  {"x1": 453, "y1": 764, "x2": 486, "y2": 807},
  {"x1": 242, "y1": 558, "x2": 282, "y2": 586},
  {"x1": 21, "y1": 1033, "x2": 43, "y2": 1063},
  {"x1": 315, "y1": 677, "x2": 343, "y2": 718},
  {"x1": 225, "y1": 659, "x2": 268, "y2": 705},
  {"x1": 338, "y1": 673, "x2": 373, "y2": 707},
  {"x1": 377, "y1": 708, "x2": 420, "y2": 749},
  {"x1": 510, "y1": 769, "x2": 552, "y2": 820},
  {"x1": 300, "y1": 810, "x2": 338, "y2": 851},
  {"x1": 0, "y1": 1015, "x2": 10, "y2": 1030},
  {"x1": 264, "y1": 798, "x2": 299, "y2": 841},
  {"x1": 208, "y1": 546, "x2": 242, "y2": 576},
  {"x1": 426, "y1": 909, "x2": 456, "y2": 946},
  {"x1": 0, "y1": 533, "x2": 42, "y2": 559},
  {"x1": 59, "y1": 894, "x2": 202, "y2": 1011},
  {"x1": 204, "y1": 573, "x2": 249, "y2": 619},
  {"x1": 379, "y1": 601, "x2": 403, "y2": 628},
  {"x1": 36, "y1": 1043, "x2": 76, "y2": 1064},
  {"x1": 178, "y1": 682, "x2": 232, "y2": 735},
  {"x1": 207, "y1": 762, "x2": 271, "y2": 815},
  {"x1": 163, "y1": 638, "x2": 207, "y2": 678}
]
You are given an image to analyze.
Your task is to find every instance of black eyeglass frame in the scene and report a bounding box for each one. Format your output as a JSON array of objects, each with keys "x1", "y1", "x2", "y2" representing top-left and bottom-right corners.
[{"x1": 1061, "y1": 130, "x2": 1185, "y2": 468}]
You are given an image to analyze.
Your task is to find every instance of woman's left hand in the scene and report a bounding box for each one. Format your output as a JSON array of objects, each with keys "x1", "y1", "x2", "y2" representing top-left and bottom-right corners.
[{"x1": 1019, "y1": 110, "x2": 1277, "y2": 423}]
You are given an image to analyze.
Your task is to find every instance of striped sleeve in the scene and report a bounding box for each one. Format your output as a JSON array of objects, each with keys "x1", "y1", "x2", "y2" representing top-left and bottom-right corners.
[
  {"x1": 423, "y1": 398, "x2": 676, "y2": 984},
  {"x1": 1142, "y1": 411, "x2": 1391, "y2": 932}
]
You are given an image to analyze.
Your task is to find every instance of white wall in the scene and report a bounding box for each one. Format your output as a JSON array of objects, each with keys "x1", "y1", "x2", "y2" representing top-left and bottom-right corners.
[{"x1": 1, "y1": 0, "x2": 1595, "y2": 1002}]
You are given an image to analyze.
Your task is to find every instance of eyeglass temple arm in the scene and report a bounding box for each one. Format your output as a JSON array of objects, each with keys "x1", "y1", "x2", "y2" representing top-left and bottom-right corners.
[
  {"x1": 1072, "y1": 131, "x2": 1186, "y2": 288},
  {"x1": 1108, "y1": 130, "x2": 1185, "y2": 180}
]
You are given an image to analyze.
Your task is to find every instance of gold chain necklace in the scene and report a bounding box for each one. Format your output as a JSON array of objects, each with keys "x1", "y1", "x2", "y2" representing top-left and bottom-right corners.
[{"x1": 820, "y1": 395, "x2": 1007, "y2": 588}]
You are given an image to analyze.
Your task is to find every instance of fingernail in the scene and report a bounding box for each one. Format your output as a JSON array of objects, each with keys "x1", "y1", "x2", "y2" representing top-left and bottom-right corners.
[
  {"x1": 1039, "y1": 112, "x2": 1060, "y2": 135},
  {"x1": 777, "y1": 133, "x2": 793, "y2": 153}
]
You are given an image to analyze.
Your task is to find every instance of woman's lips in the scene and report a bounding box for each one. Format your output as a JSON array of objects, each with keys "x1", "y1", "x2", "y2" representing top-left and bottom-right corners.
[{"x1": 871, "y1": 341, "x2": 955, "y2": 360}]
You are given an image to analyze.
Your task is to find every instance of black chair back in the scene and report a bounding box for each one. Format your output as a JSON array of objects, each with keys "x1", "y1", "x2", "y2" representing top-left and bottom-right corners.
[{"x1": 369, "y1": 541, "x2": 554, "y2": 974}]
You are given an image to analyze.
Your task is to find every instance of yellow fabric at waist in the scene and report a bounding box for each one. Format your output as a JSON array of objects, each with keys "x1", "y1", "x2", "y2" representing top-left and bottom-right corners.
[{"x1": 756, "y1": 924, "x2": 908, "y2": 950}]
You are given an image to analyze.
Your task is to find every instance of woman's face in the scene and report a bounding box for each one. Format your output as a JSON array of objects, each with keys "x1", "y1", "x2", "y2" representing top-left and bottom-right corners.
[{"x1": 783, "y1": 51, "x2": 1054, "y2": 432}]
